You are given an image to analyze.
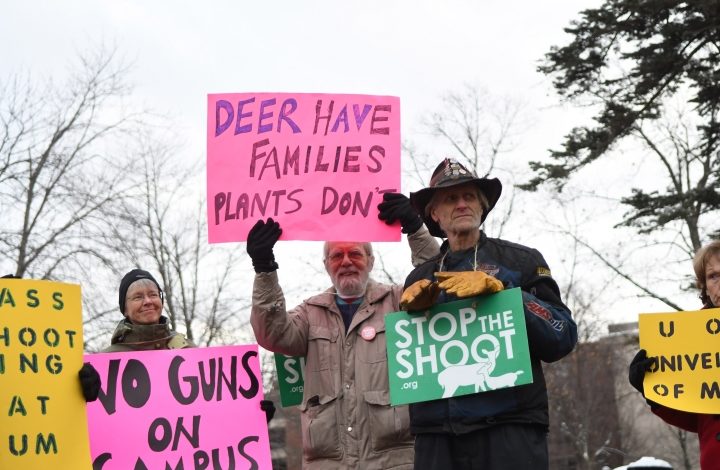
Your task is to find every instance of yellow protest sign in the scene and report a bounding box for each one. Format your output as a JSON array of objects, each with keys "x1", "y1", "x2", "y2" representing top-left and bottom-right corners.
[
  {"x1": 639, "y1": 308, "x2": 720, "y2": 414},
  {"x1": 0, "y1": 278, "x2": 92, "y2": 469}
]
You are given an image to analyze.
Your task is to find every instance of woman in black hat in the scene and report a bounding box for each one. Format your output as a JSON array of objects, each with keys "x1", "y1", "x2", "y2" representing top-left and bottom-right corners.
[{"x1": 104, "y1": 269, "x2": 192, "y2": 352}]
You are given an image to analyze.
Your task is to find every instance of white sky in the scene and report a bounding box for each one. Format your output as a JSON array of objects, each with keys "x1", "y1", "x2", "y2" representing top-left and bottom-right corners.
[
  {"x1": 1, "y1": 0, "x2": 596, "y2": 157},
  {"x1": 5, "y1": 0, "x2": 694, "y2": 332}
]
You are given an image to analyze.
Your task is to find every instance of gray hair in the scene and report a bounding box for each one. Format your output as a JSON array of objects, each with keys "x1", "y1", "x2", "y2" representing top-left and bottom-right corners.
[{"x1": 126, "y1": 278, "x2": 160, "y2": 297}]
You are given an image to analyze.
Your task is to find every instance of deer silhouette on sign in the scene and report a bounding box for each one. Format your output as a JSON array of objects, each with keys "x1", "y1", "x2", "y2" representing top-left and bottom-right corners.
[{"x1": 437, "y1": 347, "x2": 523, "y2": 398}]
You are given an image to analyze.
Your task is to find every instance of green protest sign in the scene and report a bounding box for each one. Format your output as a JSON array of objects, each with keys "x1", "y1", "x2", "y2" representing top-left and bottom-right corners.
[
  {"x1": 273, "y1": 353, "x2": 305, "y2": 407},
  {"x1": 385, "y1": 288, "x2": 532, "y2": 405}
]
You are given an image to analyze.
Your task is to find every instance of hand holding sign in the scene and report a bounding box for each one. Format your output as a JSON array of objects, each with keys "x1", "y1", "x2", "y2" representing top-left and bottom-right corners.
[
  {"x1": 400, "y1": 279, "x2": 440, "y2": 311},
  {"x1": 78, "y1": 363, "x2": 101, "y2": 402},
  {"x1": 628, "y1": 349, "x2": 654, "y2": 395},
  {"x1": 260, "y1": 400, "x2": 275, "y2": 423},
  {"x1": 377, "y1": 192, "x2": 422, "y2": 234},
  {"x1": 435, "y1": 271, "x2": 504, "y2": 298},
  {"x1": 246, "y1": 218, "x2": 282, "y2": 273},
  {"x1": 401, "y1": 272, "x2": 504, "y2": 312}
]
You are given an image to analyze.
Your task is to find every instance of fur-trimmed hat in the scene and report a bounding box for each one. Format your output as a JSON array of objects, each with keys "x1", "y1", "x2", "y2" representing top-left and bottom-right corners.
[
  {"x1": 118, "y1": 269, "x2": 163, "y2": 315},
  {"x1": 410, "y1": 158, "x2": 502, "y2": 237}
]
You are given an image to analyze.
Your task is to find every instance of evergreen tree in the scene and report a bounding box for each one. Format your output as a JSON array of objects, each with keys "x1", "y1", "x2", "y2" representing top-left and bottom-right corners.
[{"x1": 525, "y1": 0, "x2": 720, "y2": 247}]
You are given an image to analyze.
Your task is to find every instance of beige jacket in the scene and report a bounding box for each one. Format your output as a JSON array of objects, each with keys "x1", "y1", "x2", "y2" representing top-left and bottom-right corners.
[
  {"x1": 253, "y1": 275, "x2": 412, "y2": 469},
  {"x1": 251, "y1": 228, "x2": 439, "y2": 469}
]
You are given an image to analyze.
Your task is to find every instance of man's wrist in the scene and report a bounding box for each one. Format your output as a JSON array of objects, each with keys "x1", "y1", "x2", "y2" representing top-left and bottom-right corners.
[
  {"x1": 402, "y1": 216, "x2": 423, "y2": 234},
  {"x1": 252, "y1": 259, "x2": 279, "y2": 273}
]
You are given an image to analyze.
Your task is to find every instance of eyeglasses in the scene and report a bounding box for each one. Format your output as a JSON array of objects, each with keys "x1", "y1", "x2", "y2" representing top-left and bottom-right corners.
[
  {"x1": 326, "y1": 250, "x2": 366, "y2": 265},
  {"x1": 127, "y1": 291, "x2": 162, "y2": 303}
]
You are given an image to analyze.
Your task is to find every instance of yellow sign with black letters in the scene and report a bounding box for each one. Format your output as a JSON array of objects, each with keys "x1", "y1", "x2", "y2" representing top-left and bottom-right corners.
[
  {"x1": 639, "y1": 308, "x2": 720, "y2": 414},
  {"x1": 0, "y1": 278, "x2": 91, "y2": 469}
]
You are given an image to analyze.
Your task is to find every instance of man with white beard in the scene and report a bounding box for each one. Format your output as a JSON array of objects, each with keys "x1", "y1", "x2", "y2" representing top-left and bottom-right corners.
[{"x1": 246, "y1": 216, "x2": 438, "y2": 470}]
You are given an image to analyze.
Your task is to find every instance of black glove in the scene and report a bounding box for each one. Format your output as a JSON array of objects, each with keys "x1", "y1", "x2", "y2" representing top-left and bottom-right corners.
[
  {"x1": 377, "y1": 192, "x2": 423, "y2": 234},
  {"x1": 79, "y1": 363, "x2": 101, "y2": 402},
  {"x1": 260, "y1": 399, "x2": 276, "y2": 423},
  {"x1": 628, "y1": 349, "x2": 654, "y2": 395},
  {"x1": 246, "y1": 218, "x2": 282, "y2": 273}
]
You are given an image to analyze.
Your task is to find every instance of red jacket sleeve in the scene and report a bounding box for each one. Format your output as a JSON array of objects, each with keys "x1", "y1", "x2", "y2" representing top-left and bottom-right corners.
[{"x1": 651, "y1": 404, "x2": 699, "y2": 433}]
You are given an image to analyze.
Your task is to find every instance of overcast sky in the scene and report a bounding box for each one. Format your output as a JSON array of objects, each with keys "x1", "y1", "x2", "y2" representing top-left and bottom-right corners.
[
  {"x1": 5, "y1": 0, "x2": 688, "y2": 329},
  {"x1": 1, "y1": 0, "x2": 600, "y2": 157}
]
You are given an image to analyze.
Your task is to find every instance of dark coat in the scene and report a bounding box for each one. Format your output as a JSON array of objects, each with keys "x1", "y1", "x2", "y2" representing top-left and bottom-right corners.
[{"x1": 403, "y1": 231, "x2": 577, "y2": 435}]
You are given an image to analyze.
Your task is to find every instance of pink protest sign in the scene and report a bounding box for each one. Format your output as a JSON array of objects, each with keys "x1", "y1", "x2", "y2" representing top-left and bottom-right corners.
[
  {"x1": 207, "y1": 93, "x2": 401, "y2": 242},
  {"x1": 85, "y1": 345, "x2": 271, "y2": 469}
]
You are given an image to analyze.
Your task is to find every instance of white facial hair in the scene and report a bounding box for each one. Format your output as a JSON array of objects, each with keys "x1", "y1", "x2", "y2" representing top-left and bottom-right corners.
[{"x1": 335, "y1": 277, "x2": 368, "y2": 298}]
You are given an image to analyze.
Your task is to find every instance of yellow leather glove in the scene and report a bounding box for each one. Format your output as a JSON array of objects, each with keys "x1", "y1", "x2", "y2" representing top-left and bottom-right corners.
[
  {"x1": 400, "y1": 279, "x2": 440, "y2": 311},
  {"x1": 435, "y1": 271, "x2": 504, "y2": 298}
]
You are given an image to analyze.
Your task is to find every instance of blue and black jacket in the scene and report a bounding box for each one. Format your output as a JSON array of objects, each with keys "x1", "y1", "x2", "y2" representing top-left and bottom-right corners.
[{"x1": 403, "y1": 231, "x2": 578, "y2": 434}]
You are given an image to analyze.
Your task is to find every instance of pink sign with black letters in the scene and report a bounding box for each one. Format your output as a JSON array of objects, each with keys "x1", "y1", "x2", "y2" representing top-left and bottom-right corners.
[
  {"x1": 85, "y1": 345, "x2": 271, "y2": 469},
  {"x1": 207, "y1": 93, "x2": 401, "y2": 242}
]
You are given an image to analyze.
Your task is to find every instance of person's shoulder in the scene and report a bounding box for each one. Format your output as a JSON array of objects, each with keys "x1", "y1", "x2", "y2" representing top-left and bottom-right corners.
[
  {"x1": 484, "y1": 237, "x2": 551, "y2": 277},
  {"x1": 363, "y1": 280, "x2": 405, "y2": 309},
  {"x1": 304, "y1": 288, "x2": 336, "y2": 308},
  {"x1": 168, "y1": 333, "x2": 192, "y2": 349},
  {"x1": 485, "y1": 236, "x2": 544, "y2": 259},
  {"x1": 367, "y1": 279, "x2": 397, "y2": 297},
  {"x1": 102, "y1": 342, "x2": 131, "y2": 353},
  {"x1": 105, "y1": 319, "x2": 131, "y2": 347},
  {"x1": 403, "y1": 258, "x2": 437, "y2": 287},
  {"x1": 486, "y1": 236, "x2": 532, "y2": 252}
]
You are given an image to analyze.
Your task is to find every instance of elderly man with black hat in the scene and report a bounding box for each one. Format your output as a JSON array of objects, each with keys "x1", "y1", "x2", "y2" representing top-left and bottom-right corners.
[{"x1": 400, "y1": 158, "x2": 578, "y2": 470}]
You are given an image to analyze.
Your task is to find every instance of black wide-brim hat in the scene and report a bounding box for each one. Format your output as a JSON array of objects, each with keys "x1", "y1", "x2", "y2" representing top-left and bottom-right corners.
[{"x1": 410, "y1": 158, "x2": 502, "y2": 238}]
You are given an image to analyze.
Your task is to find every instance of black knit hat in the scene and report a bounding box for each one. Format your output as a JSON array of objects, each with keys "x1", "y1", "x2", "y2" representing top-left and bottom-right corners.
[
  {"x1": 410, "y1": 158, "x2": 502, "y2": 237},
  {"x1": 118, "y1": 269, "x2": 162, "y2": 315}
]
